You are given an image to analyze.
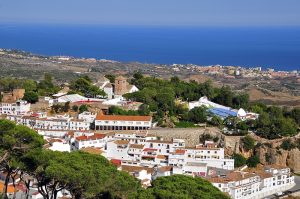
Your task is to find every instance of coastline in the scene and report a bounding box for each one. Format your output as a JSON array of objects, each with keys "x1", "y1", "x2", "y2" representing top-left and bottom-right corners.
[{"x1": 0, "y1": 24, "x2": 300, "y2": 71}]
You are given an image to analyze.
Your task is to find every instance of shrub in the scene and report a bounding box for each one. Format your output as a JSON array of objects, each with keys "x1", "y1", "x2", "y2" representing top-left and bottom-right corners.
[
  {"x1": 280, "y1": 139, "x2": 295, "y2": 151},
  {"x1": 233, "y1": 153, "x2": 247, "y2": 168},
  {"x1": 242, "y1": 135, "x2": 255, "y2": 151},
  {"x1": 247, "y1": 155, "x2": 260, "y2": 168}
]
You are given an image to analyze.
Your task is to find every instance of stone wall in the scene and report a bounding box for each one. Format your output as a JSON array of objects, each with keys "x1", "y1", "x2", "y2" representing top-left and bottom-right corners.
[{"x1": 149, "y1": 127, "x2": 223, "y2": 147}]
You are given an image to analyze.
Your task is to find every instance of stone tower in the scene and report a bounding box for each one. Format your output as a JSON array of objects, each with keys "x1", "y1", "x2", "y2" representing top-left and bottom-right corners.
[{"x1": 114, "y1": 76, "x2": 128, "y2": 96}]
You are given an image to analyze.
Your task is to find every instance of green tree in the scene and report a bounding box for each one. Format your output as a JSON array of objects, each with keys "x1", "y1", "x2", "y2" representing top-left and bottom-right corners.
[
  {"x1": 70, "y1": 77, "x2": 106, "y2": 98},
  {"x1": 289, "y1": 108, "x2": 300, "y2": 126},
  {"x1": 214, "y1": 86, "x2": 234, "y2": 107},
  {"x1": 187, "y1": 106, "x2": 207, "y2": 123},
  {"x1": 72, "y1": 105, "x2": 78, "y2": 112},
  {"x1": 23, "y1": 91, "x2": 39, "y2": 103},
  {"x1": 23, "y1": 79, "x2": 37, "y2": 92},
  {"x1": 133, "y1": 71, "x2": 144, "y2": 82},
  {"x1": 242, "y1": 135, "x2": 255, "y2": 151},
  {"x1": 138, "y1": 175, "x2": 229, "y2": 199},
  {"x1": 246, "y1": 155, "x2": 260, "y2": 168},
  {"x1": 280, "y1": 139, "x2": 295, "y2": 151},
  {"x1": 210, "y1": 116, "x2": 223, "y2": 127},
  {"x1": 0, "y1": 120, "x2": 44, "y2": 198},
  {"x1": 233, "y1": 153, "x2": 247, "y2": 168},
  {"x1": 79, "y1": 104, "x2": 89, "y2": 113},
  {"x1": 23, "y1": 150, "x2": 139, "y2": 199},
  {"x1": 105, "y1": 74, "x2": 116, "y2": 83},
  {"x1": 37, "y1": 73, "x2": 60, "y2": 96}
]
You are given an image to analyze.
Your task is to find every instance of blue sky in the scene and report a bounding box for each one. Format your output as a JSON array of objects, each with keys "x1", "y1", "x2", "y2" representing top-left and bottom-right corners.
[{"x1": 0, "y1": 0, "x2": 300, "y2": 26}]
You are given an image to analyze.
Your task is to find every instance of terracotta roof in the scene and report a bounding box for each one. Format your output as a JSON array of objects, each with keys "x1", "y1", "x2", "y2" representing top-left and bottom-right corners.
[
  {"x1": 256, "y1": 172, "x2": 273, "y2": 179},
  {"x1": 114, "y1": 140, "x2": 130, "y2": 145},
  {"x1": 226, "y1": 171, "x2": 257, "y2": 181},
  {"x1": 47, "y1": 138, "x2": 63, "y2": 143},
  {"x1": 81, "y1": 147, "x2": 104, "y2": 155},
  {"x1": 143, "y1": 148, "x2": 157, "y2": 152},
  {"x1": 96, "y1": 114, "x2": 151, "y2": 121},
  {"x1": 105, "y1": 132, "x2": 116, "y2": 136},
  {"x1": 130, "y1": 144, "x2": 144, "y2": 149},
  {"x1": 66, "y1": 132, "x2": 75, "y2": 136},
  {"x1": 76, "y1": 134, "x2": 106, "y2": 141},
  {"x1": 156, "y1": 155, "x2": 167, "y2": 160},
  {"x1": 111, "y1": 159, "x2": 122, "y2": 166},
  {"x1": 174, "y1": 149, "x2": 186, "y2": 155},
  {"x1": 207, "y1": 177, "x2": 229, "y2": 184},
  {"x1": 208, "y1": 171, "x2": 258, "y2": 184},
  {"x1": 121, "y1": 165, "x2": 153, "y2": 174},
  {"x1": 158, "y1": 166, "x2": 173, "y2": 172}
]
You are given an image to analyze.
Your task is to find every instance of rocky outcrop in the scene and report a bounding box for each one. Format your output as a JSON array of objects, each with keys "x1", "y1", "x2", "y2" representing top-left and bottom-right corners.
[
  {"x1": 245, "y1": 137, "x2": 300, "y2": 173},
  {"x1": 287, "y1": 149, "x2": 300, "y2": 173}
]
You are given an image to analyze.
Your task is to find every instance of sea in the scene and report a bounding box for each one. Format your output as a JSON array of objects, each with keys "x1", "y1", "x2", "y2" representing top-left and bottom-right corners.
[{"x1": 0, "y1": 24, "x2": 300, "y2": 71}]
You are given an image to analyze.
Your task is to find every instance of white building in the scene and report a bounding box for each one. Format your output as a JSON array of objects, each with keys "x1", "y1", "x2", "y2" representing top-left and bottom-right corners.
[
  {"x1": 173, "y1": 162, "x2": 207, "y2": 177},
  {"x1": 78, "y1": 111, "x2": 97, "y2": 123},
  {"x1": 208, "y1": 165, "x2": 295, "y2": 199},
  {"x1": 69, "y1": 119, "x2": 90, "y2": 131},
  {"x1": 106, "y1": 140, "x2": 131, "y2": 160},
  {"x1": 0, "y1": 100, "x2": 31, "y2": 115},
  {"x1": 95, "y1": 114, "x2": 152, "y2": 130},
  {"x1": 72, "y1": 133, "x2": 106, "y2": 150},
  {"x1": 119, "y1": 165, "x2": 153, "y2": 188},
  {"x1": 46, "y1": 138, "x2": 71, "y2": 152},
  {"x1": 169, "y1": 141, "x2": 234, "y2": 170},
  {"x1": 188, "y1": 96, "x2": 257, "y2": 120}
]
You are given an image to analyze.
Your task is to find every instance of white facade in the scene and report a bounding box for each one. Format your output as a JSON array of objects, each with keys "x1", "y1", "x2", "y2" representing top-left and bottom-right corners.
[
  {"x1": 69, "y1": 119, "x2": 90, "y2": 130},
  {"x1": 7, "y1": 114, "x2": 92, "y2": 132},
  {"x1": 173, "y1": 162, "x2": 207, "y2": 177},
  {"x1": 49, "y1": 141, "x2": 71, "y2": 152},
  {"x1": 169, "y1": 141, "x2": 234, "y2": 170},
  {"x1": 72, "y1": 133, "x2": 106, "y2": 150},
  {"x1": 78, "y1": 111, "x2": 96, "y2": 123},
  {"x1": 95, "y1": 115, "x2": 152, "y2": 130},
  {"x1": 0, "y1": 100, "x2": 30, "y2": 115},
  {"x1": 106, "y1": 140, "x2": 131, "y2": 160},
  {"x1": 209, "y1": 166, "x2": 295, "y2": 199}
]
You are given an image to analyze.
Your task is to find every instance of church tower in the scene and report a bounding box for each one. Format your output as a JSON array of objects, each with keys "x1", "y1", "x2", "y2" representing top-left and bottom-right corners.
[{"x1": 114, "y1": 76, "x2": 128, "y2": 96}]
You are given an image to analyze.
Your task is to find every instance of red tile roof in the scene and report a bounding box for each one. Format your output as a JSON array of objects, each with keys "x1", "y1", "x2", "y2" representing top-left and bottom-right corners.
[
  {"x1": 96, "y1": 114, "x2": 151, "y2": 121},
  {"x1": 175, "y1": 149, "x2": 186, "y2": 155},
  {"x1": 114, "y1": 140, "x2": 130, "y2": 145},
  {"x1": 143, "y1": 148, "x2": 157, "y2": 152},
  {"x1": 76, "y1": 134, "x2": 106, "y2": 141},
  {"x1": 111, "y1": 159, "x2": 122, "y2": 166}
]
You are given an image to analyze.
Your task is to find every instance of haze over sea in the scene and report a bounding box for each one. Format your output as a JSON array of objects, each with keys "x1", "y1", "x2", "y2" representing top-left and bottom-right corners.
[{"x1": 0, "y1": 24, "x2": 299, "y2": 71}]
